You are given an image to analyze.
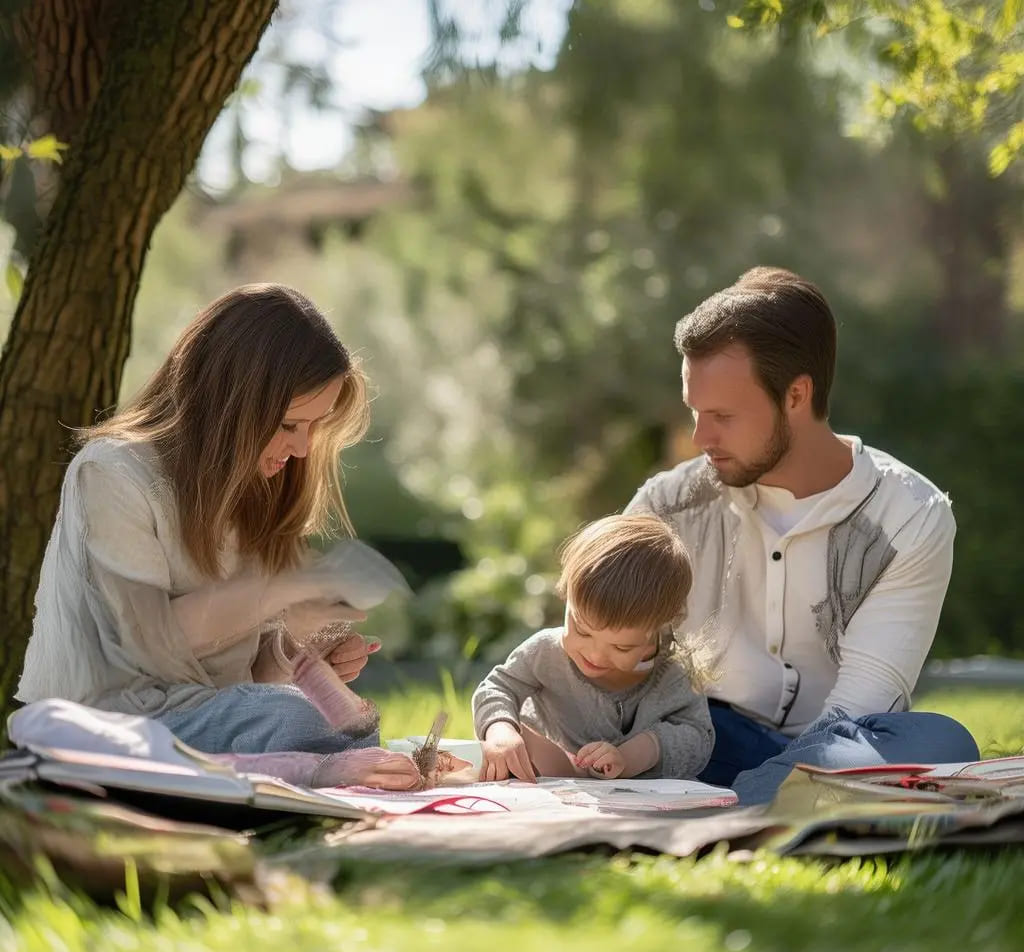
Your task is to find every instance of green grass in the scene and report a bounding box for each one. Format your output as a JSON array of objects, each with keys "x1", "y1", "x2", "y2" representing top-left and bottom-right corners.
[{"x1": 3, "y1": 687, "x2": 1024, "y2": 952}]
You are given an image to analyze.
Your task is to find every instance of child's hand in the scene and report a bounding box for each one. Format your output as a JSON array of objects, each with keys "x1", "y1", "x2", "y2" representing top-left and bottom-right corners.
[
  {"x1": 482, "y1": 722, "x2": 537, "y2": 783},
  {"x1": 574, "y1": 741, "x2": 625, "y2": 779}
]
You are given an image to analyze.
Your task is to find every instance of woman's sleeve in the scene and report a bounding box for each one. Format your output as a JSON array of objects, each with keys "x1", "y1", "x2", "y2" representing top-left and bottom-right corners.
[{"x1": 78, "y1": 460, "x2": 213, "y2": 686}]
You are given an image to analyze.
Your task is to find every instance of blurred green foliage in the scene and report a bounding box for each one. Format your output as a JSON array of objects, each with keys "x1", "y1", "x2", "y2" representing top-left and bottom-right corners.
[
  {"x1": 3, "y1": 0, "x2": 1019, "y2": 663},
  {"x1": 728, "y1": 0, "x2": 1024, "y2": 174}
]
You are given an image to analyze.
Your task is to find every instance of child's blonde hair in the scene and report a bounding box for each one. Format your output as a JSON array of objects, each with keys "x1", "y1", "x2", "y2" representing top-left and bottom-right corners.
[{"x1": 555, "y1": 513, "x2": 691, "y2": 634}]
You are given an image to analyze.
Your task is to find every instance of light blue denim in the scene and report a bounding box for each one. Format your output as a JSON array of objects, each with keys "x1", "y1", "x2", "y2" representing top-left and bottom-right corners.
[
  {"x1": 156, "y1": 683, "x2": 380, "y2": 755},
  {"x1": 726, "y1": 706, "x2": 980, "y2": 805}
]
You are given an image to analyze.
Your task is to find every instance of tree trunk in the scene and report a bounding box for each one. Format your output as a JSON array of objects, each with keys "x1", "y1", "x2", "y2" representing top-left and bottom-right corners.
[
  {"x1": 0, "y1": 0, "x2": 278, "y2": 720},
  {"x1": 16, "y1": 0, "x2": 116, "y2": 146},
  {"x1": 927, "y1": 144, "x2": 1009, "y2": 354}
]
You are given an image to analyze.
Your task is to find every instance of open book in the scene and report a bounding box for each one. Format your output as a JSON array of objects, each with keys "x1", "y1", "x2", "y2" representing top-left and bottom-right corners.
[
  {"x1": 537, "y1": 777, "x2": 738, "y2": 812},
  {"x1": 0, "y1": 745, "x2": 737, "y2": 823},
  {"x1": 0, "y1": 745, "x2": 375, "y2": 822},
  {"x1": 2, "y1": 746, "x2": 561, "y2": 821},
  {"x1": 793, "y1": 755, "x2": 1024, "y2": 801}
]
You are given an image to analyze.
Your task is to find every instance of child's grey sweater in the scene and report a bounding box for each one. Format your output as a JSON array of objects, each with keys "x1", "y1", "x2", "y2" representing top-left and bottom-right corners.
[{"x1": 472, "y1": 627, "x2": 714, "y2": 779}]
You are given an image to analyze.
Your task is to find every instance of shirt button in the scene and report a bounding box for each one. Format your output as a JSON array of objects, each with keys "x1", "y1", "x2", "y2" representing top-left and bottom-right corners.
[
  {"x1": 771, "y1": 551, "x2": 782, "y2": 561},
  {"x1": 769, "y1": 645, "x2": 779, "y2": 654}
]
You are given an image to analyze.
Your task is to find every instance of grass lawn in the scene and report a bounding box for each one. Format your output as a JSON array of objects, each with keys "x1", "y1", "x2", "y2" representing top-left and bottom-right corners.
[{"x1": 3, "y1": 685, "x2": 1024, "y2": 952}]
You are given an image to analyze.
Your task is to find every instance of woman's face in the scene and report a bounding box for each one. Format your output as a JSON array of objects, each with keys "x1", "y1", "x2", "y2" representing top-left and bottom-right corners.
[{"x1": 260, "y1": 376, "x2": 345, "y2": 478}]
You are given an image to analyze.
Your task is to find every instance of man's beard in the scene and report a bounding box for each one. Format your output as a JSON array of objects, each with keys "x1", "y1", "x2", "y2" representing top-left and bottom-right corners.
[{"x1": 709, "y1": 409, "x2": 791, "y2": 488}]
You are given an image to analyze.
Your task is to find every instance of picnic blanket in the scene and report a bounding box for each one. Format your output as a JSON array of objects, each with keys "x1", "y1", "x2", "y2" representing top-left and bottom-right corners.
[{"x1": 5, "y1": 699, "x2": 1024, "y2": 899}]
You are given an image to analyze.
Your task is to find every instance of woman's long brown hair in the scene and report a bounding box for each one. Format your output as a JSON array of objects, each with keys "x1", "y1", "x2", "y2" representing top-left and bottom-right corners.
[{"x1": 87, "y1": 283, "x2": 370, "y2": 577}]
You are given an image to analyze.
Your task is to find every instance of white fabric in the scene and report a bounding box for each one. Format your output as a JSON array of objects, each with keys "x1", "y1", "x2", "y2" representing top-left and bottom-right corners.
[
  {"x1": 628, "y1": 437, "x2": 955, "y2": 736},
  {"x1": 8, "y1": 697, "x2": 205, "y2": 766},
  {"x1": 754, "y1": 484, "x2": 830, "y2": 537},
  {"x1": 17, "y1": 439, "x2": 265, "y2": 716}
]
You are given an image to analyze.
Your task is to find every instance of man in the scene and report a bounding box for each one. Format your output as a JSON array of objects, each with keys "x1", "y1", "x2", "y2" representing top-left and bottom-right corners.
[{"x1": 627, "y1": 266, "x2": 978, "y2": 803}]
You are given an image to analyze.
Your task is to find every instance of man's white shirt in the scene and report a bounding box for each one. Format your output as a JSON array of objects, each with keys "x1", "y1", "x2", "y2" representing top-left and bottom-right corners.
[{"x1": 627, "y1": 437, "x2": 955, "y2": 736}]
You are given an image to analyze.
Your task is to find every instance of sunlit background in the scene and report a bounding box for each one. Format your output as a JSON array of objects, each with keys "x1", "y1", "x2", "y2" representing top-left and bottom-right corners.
[{"x1": 3, "y1": 0, "x2": 1021, "y2": 670}]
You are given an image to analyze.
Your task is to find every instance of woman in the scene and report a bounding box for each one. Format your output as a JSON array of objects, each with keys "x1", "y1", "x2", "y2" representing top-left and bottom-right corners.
[{"x1": 17, "y1": 283, "x2": 420, "y2": 789}]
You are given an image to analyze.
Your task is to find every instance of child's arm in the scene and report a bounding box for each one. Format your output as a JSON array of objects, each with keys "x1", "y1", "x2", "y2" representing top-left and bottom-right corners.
[
  {"x1": 645, "y1": 689, "x2": 715, "y2": 780},
  {"x1": 472, "y1": 631, "x2": 556, "y2": 782},
  {"x1": 471, "y1": 631, "x2": 550, "y2": 738}
]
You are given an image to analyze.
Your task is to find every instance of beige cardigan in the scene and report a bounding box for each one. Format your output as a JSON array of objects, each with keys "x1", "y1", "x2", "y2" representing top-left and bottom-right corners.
[{"x1": 17, "y1": 438, "x2": 281, "y2": 717}]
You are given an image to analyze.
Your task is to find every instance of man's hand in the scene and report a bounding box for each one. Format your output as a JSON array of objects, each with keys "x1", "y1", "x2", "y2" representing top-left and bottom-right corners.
[
  {"x1": 482, "y1": 721, "x2": 537, "y2": 782},
  {"x1": 575, "y1": 741, "x2": 625, "y2": 779}
]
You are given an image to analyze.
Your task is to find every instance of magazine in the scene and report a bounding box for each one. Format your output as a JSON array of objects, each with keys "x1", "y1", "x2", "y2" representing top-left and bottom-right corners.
[{"x1": 793, "y1": 756, "x2": 1024, "y2": 801}]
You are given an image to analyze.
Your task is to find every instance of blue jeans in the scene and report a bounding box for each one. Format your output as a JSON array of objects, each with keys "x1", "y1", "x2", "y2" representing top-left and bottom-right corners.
[
  {"x1": 698, "y1": 700, "x2": 980, "y2": 805},
  {"x1": 158, "y1": 683, "x2": 380, "y2": 755}
]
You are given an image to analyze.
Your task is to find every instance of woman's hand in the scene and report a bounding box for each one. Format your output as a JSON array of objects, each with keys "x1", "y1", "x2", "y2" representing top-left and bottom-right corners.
[
  {"x1": 574, "y1": 741, "x2": 625, "y2": 779},
  {"x1": 481, "y1": 721, "x2": 537, "y2": 782},
  {"x1": 311, "y1": 749, "x2": 422, "y2": 790},
  {"x1": 282, "y1": 600, "x2": 381, "y2": 683},
  {"x1": 324, "y1": 631, "x2": 382, "y2": 683},
  {"x1": 284, "y1": 599, "x2": 367, "y2": 643}
]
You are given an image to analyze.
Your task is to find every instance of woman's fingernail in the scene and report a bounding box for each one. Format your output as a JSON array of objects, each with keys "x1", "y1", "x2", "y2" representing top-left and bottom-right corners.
[{"x1": 366, "y1": 638, "x2": 382, "y2": 653}]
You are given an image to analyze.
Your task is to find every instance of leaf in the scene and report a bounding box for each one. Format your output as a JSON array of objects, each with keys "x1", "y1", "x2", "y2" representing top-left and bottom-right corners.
[
  {"x1": 5, "y1": 260, "x2": 24, "y2": 301},
  {"x1": 0, "y1": 144, "x2": 22, "y2": 161},
  {"x1": 988, "y1": 120, "x2": 1024, "y2": 175},
  {"x1": 25, "y1": 134, "x2": 69, "y2": 164},
  {"x1": 725, "y1": 14, "x2": 745, "y2": 28},
  {"x1": 997, "y1": 0, "x2": 1023, "y2": 39},
  {"x1": 237, "y1": 77, "x2": 262, "y2": 99}
]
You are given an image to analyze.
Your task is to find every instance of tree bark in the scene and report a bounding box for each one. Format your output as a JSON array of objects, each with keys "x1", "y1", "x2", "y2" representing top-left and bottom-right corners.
[
  {"x1": 0, "y1": 0, "x2": 278, "y2": 719},
  {"x1": 15, "y1": 0, "x2": 116, "y2": 146},
  {"x1": 926, "y1": 144, "x2": 1010, "y2": 353}
]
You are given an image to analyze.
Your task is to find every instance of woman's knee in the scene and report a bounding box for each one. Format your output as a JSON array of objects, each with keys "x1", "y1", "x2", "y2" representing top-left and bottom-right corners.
[
  {"x1": 241, "y1": 690, "x2": 378, "y2": 753},
  {"x1": 163, "y1": 684, "x2": 378, "y2": 754}
]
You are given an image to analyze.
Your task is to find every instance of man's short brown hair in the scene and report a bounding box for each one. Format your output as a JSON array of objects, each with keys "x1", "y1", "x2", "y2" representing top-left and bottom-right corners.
[{"x1": 674, "y1": 266, "x2": 837, "y2": 419}]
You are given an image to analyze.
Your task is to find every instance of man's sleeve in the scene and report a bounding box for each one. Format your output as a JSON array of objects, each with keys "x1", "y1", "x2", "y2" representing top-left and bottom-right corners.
[{"x1": 819, "y1": 499, "x2": 955, "y2": 719}]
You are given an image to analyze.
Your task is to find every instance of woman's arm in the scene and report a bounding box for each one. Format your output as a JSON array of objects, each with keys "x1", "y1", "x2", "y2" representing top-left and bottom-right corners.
[{"x1": 170, "y1": 574, "x2": 365, "y2": 659}]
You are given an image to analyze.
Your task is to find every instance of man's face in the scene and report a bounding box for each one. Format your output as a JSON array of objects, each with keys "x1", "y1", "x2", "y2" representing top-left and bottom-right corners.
[{"x1": 682, "y1": 344, "x2": 791, "y2": 488}]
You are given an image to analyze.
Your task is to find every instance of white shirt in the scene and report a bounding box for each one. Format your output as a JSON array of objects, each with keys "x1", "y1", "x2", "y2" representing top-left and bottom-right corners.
[
  {"x1": 18, "y1": 439, "x2": 268, "y2": 717},
  {"x1": 754, "y1": 484, "x2": 830, "y2": 536},
  {"x1": 627, "y1": 438, "x2": 955, "y2": 737}
]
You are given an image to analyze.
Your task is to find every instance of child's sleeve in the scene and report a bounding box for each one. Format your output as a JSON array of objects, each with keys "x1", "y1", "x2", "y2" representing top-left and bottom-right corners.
[
  {"x1": 471, "y1": 630, "x2": 552, "y2": 739},
  {"x1": 644, "y1": 678, "x2": 715, "y2": 780}
]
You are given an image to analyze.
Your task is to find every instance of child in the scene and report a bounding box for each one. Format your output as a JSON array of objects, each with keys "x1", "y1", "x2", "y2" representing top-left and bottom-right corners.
[{"x1": 472, "y1": 514, "x2": 713, "y2": 782}]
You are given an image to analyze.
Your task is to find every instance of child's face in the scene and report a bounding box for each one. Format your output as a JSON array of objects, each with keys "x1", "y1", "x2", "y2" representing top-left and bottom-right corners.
[{"x1": 562, "y1": 604, "x2": 656, "y2": 678}]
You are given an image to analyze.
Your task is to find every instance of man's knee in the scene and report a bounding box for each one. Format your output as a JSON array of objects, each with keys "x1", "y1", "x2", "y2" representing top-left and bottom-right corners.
[{"x1": 859, "y1": 711, "x2": 979, "y2": 763}]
